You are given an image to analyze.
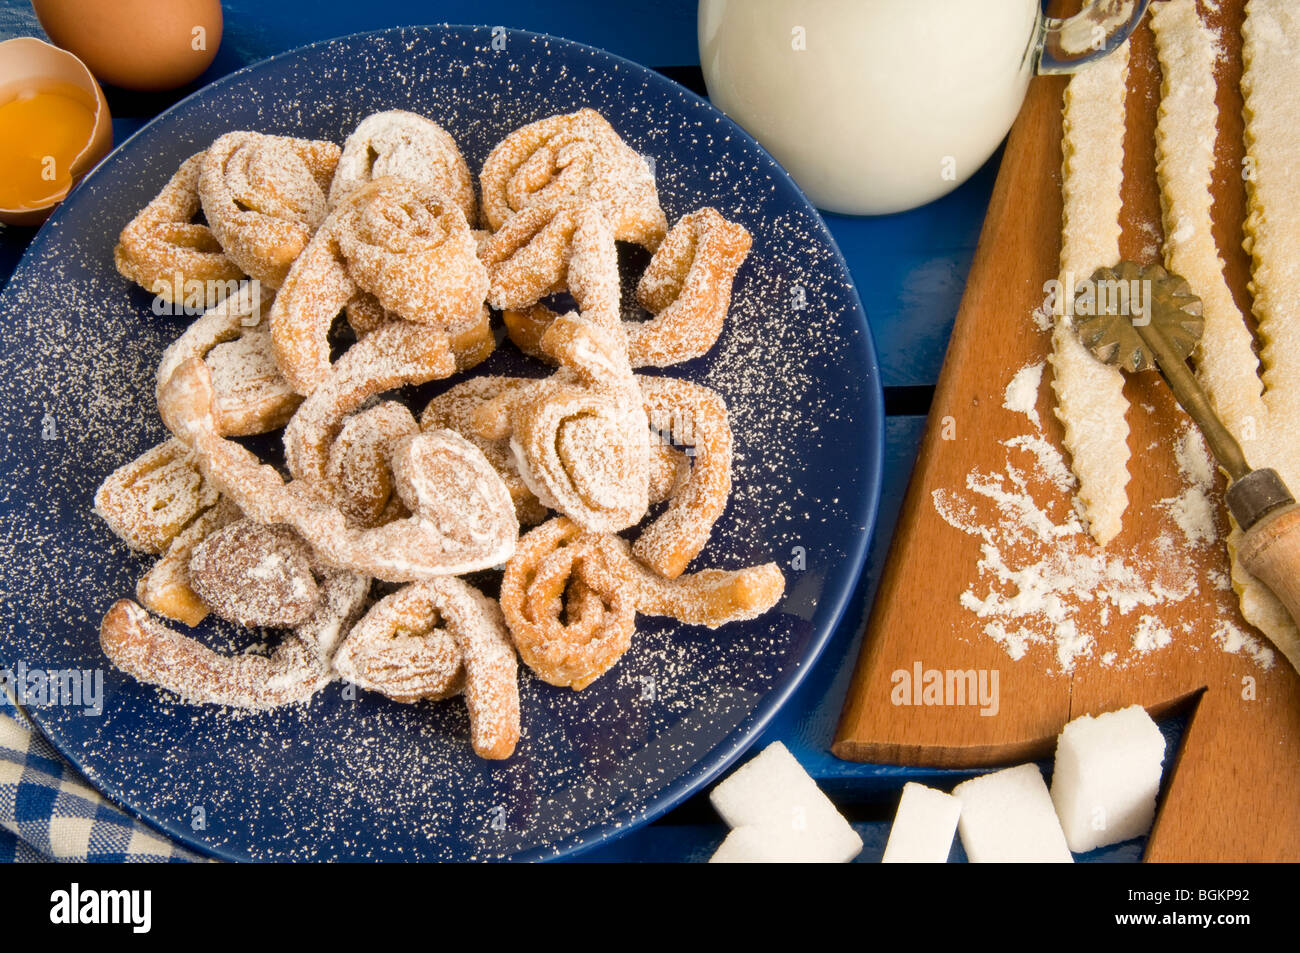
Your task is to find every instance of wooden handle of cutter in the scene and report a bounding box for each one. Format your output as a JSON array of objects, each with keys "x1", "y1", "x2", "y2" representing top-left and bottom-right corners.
[{"x1": 1238, "y1": 504, "x2": 1300, "y2": 627}]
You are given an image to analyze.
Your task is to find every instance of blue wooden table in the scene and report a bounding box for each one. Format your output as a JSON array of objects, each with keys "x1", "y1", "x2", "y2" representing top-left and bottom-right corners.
[{"x1": 0, "y1": 0, "x2": 1145, "y2": 862}]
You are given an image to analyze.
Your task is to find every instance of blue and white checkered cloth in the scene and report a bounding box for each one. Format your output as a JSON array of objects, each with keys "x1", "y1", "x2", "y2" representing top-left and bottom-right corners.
[{"x1": 0, "y1": 692, "x2": 201, "y2": 863}]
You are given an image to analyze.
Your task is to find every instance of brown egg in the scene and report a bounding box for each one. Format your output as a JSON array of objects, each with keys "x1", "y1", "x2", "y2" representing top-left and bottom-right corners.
[{"x1": 33, "y1": 0, "x2": 223, "y2": 92}]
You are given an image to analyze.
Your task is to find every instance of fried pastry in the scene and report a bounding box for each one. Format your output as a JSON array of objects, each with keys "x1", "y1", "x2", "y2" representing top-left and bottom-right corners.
[
  {"x1": 480, "y1": 108, "x2": 666, "y2": 248},
  {"x1": 345, "y1": 300, "x2": 495, "y2": 372},
  {"x1": 421, "y1": 374, "x2": 686, "y2": 527},
  {"x1": 204, "y1": 326, "x2": 302, "y2": 435},
  {"x1": 282, "y1": 319, "x2": 457, "y2": 495},
  {"x1": 269, "y1": 177, "x2": 487, "y2": 394},
  {"x1": 446, "y1": 306, "x2": 498, "y2": 372},
  {"x1": 493, "y1": 315, "x2": 651, "y2": 533},
  {"x1": 100, "y1": 571, "x2": 369, "y2": 710},
  {"x1": 333, "y1": 176, "x2": 488, "y2": 324},
  {"x1": 326, "y1": 401, "x2": 420, "y2": 527},
  {"x1": 114, "y1": 152, "x2": 245, "y2": 302},
  {"x1": 631, "y1": 557, "x2": 786, "y2": 629},
  {"x1": 98, "y1": 108, "x2": 792, "y2": 753},
  {"x1": 480, "y1": 201, "x2": 620, "y2": 326},
  {"x1": 94, "y1": 438, "x2": 219, "y2": 554},
  {"x1": 188, "y1": 519, "x2": 321, "y2": 628},
  {"x1": 627, "y1": 208, "x2": 751, "y2": 367},
  {"x1": 136, "y1": 498, "x2": 241, "y2": 626},
  {"x1": 501, "y1": 517, "x2": 786, "y2": 689},
  {"x1": 498, "y1": 516, "x2": 637, "y2": 690},
  {"x1": 635, "y1": 376, "x2": 733, "y2": 578},
  {"x1": 199, "y1": 131, "x2": 340, "y2": 288},
  {"x1": 333, "y1": 577, "x2": 520, "y2": 759},
  {"x1": 155, "y1": 282, "x2": 303, "y2": 436},
  {"x1": 420, "y1": 376, "x2": 550, "y2": 526},
  {"x1": 159, "y1": 357, "x2": 519, "y2": 581},
  {"x1": 344, "y1": 293, "x2": 389, "y2": 336},
  {"x1": 500, "y1": 304, "x2": 555, "y2": 361},
  {"x1": 330, "y1": 109, "x2": 477, "y2": 223}
]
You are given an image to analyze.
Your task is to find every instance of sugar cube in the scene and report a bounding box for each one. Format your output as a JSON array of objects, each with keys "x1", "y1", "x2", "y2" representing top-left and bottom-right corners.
[
  {"x1": 1050, "y1": 704, "x2": 1166, "y2": 852},
  {"x1": 709, "y1": 741, "x2": 862, "y2": 863},
  {"x1": 954, "y1": 763, "x2": 1072, "y2": 862},
  {"x1": 882, "y1": 782, "x2": 961, "y2": 863},
  {"x1": 709, "y1": 826, "x2": 832, "y2": 863}
]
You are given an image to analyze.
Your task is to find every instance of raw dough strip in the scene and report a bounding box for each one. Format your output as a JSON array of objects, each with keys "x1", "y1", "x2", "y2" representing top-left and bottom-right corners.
[
  {"x1": 1049, "y1": 41, "x2": 1132, "y2": 547},
  {"x1": 1226, "y1": 0, "x2": 1300, "y2": 669},
  {"x1": 1152, "y1": 0, "x2": 1267, "y2": 441},
  {"x1": 1241, "y1": 0, "x2": 1300, "y2": 439}
]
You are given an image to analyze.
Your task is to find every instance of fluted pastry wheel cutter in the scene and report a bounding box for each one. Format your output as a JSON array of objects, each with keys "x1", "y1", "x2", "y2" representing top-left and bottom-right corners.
[{"x1": 1073, "y1": 260, "x2": 1300, "y2": 628}]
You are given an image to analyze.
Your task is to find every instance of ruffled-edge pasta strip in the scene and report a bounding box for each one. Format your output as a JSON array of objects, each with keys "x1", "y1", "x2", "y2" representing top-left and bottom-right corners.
[
  {"x1": 1241, "y1": 0, "x2": 1300, "y2": 443},
  {"x1": 1049, "y1": 41, "x2": 1132, "y2": 547},
  {"x1": 1152, "y1": 0, "x2": 1267, "y2": 440},
  {"x1": 1227, "y1": 0, "x2": 1300, "y2": 668}
]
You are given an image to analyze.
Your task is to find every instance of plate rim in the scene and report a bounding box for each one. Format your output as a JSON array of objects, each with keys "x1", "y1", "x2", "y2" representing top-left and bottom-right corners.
[{"x1": 5, "y1": 22, "x2": 886, "y2": 863}]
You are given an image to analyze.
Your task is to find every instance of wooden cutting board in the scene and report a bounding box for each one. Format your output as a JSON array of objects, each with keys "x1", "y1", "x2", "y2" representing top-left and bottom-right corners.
[{"x1": 833, "y1": 0, "x2": 1300, "y2": 862}]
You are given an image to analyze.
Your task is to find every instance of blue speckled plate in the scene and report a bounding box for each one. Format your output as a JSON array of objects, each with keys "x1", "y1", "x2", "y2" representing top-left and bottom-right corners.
[{"x1": 0, "y1": 25, "x2": 883, "y2": 861}]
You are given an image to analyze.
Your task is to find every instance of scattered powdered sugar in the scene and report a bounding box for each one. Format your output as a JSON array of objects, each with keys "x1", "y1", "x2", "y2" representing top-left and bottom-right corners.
[
  {"x1": 1165, "y1": 485, "x2": 1218, "y2": 545},
  {"x1": 1053, "y1": 619, "x2": 1093, "y2": 672}
]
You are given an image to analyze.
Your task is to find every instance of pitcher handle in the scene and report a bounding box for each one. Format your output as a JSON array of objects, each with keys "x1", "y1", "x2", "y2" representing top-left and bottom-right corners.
[{"x1": 1035, "y1": 0, "x2": 1151, "y2": 74}]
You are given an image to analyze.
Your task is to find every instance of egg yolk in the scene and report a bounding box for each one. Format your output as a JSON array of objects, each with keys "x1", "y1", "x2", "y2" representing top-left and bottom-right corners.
[{"x1": 0, "y1": 84, "x2": 96, "y2": 210}]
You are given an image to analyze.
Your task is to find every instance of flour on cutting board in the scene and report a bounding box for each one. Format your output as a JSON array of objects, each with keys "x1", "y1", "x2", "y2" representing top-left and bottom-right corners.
[
  {"x1": 1159, "y1": 425, "x2": 1220, "y2": 547},
  {"x1": 932, "y1": 361, "x2": 1274, "y2": 673},
  {"x1": 1002, "y1": 362, "x2": 1044, "y2": 428}
]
